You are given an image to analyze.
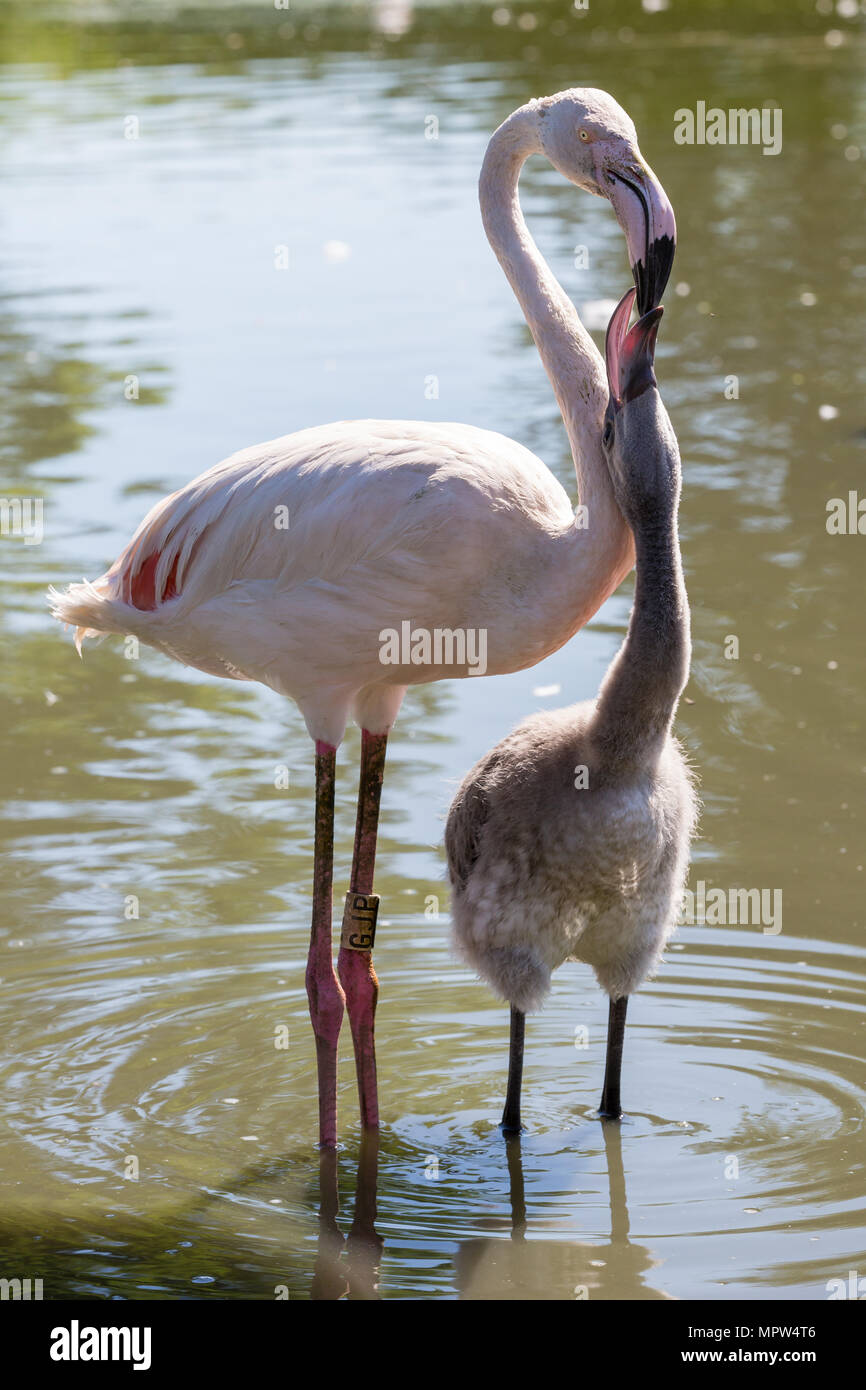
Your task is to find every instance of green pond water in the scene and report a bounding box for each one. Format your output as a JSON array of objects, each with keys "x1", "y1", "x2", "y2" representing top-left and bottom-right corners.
[{"x1": 1, "y1": 0, "x2": 864, "y2": 1299}]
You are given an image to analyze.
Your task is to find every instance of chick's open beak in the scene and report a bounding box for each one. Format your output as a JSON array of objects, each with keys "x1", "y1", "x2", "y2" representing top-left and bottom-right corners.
[{"x1": 604, "y1": 286, "x2": 664, "y2": 405}]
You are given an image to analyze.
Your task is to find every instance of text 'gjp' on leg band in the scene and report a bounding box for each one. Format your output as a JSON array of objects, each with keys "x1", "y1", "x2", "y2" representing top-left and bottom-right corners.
[{"x1": 341, "y1": 891, "x2": 379, "y2": 951}]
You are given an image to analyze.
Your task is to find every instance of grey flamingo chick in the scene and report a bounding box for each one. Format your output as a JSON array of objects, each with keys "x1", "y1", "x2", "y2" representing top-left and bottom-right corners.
[{"x1": 445, "y1": 288, "x2": 698, "y2": 1129}]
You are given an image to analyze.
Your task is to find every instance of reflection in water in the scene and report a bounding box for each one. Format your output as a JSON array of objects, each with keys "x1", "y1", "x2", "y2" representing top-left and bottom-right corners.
[
  {"x1": 454, "y1": 1125, "x2": 666, "y2": 1301},
  {"x1": 313, "y1": 1135, "x2": 384, "y2": 1301},
  {"x1": 308, "y1": 1122, "x2": 665, "y2": 1301},
  {"x1": 0, "y1": 307, "x2": 106, "y2": 475},
  {"x1": 312, "y1": 1149, "x2": 349, "y2": 1301}
]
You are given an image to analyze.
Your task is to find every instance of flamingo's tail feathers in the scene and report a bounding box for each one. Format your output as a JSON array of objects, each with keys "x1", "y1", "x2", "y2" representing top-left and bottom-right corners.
[
  {"x1": 47, "y1": 579, "x2": 132, "y2": 652},
  {"x1": 46, "y1": 485, "x2": 206, "y2": 651}
]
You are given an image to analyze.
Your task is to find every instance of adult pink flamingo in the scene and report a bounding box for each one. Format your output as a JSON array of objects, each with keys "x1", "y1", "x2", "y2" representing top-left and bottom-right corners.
[{"x1": 50, "y1": 89, "x2": 675, "y2": 1149}]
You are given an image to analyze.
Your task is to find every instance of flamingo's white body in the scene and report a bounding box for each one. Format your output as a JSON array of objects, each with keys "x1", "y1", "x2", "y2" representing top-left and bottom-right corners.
[
  {"x1": 53, "y1": 419, "x2": 625, "y2": 750},
  {"x1": 50, "y1": 88, "x2": 676, "y2": 1149}
]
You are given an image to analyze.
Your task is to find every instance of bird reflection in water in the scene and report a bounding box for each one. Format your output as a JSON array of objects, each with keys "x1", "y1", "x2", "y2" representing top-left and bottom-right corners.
[
  {"x1": 455, "y1": 1124, "x2": 669, "y2": 1301},
  {"x1": 312, "y1": 1122, "x2": 668, "y2": 1300},
  {"x1": 312, "y1": 1132, "x2": 383, "y2": 1301}
]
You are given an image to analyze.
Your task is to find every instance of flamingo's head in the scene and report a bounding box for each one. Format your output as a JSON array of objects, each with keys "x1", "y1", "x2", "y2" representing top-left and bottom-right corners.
[
  {"x1": 538, "y1": 88, "x2": 676, "y2": 315},
  {"x1": 601, "y1": 287, "x2": 680, "y2": 528}
]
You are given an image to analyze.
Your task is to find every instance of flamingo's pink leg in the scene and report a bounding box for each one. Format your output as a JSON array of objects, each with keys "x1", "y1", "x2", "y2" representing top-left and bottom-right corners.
[
  {"x1": 338, "y1": 729, "x2": 388, "y2": 1130},
  {"x1": 306, "y1": 740, "x2": 344, "y2": 1149}
]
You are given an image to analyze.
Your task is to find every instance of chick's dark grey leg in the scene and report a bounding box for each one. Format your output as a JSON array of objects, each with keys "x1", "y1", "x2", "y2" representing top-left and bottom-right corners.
[
  {"x1": 501, "y1": 1004, "x2": 525, "y2": 1134},
  {"x1": 599, "y1": 996, "x2": 629, "y2": 1120}
]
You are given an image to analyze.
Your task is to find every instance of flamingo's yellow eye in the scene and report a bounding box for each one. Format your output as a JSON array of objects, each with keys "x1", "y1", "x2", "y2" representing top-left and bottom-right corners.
[{"x1": 579, "y1": 129, "x2": 590, "y2": 141}]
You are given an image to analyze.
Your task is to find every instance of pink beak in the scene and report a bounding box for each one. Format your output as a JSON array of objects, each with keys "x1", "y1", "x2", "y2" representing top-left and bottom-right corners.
[{"x1": 605, "y1": 287, "x2": 664, "y2": 405}]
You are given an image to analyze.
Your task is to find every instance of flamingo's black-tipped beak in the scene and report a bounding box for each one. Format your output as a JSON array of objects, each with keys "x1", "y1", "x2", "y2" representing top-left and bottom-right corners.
[
  {"x1": 607, "y1": 161, "x2": 677, "y2": 315},
  {"x1": 633, "y1": 233, "x2": 676, "y2": 321}
]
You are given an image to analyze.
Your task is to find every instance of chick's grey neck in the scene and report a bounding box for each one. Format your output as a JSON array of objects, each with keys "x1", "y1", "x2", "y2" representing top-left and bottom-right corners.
[{"x1": 592, "y1": 486, "x2": 690, "y2": 770}]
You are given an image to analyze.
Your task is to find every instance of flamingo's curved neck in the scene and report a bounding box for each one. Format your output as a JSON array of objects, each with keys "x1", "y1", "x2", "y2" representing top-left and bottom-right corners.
[{"x1": 479, "y1": 104, "x2": 633, "y2": 586}]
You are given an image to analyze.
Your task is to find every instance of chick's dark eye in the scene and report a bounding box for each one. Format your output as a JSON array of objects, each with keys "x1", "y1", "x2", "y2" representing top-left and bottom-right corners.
[{"x1": 602, "y1": 419, "x2": 614, "y2": 448}]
